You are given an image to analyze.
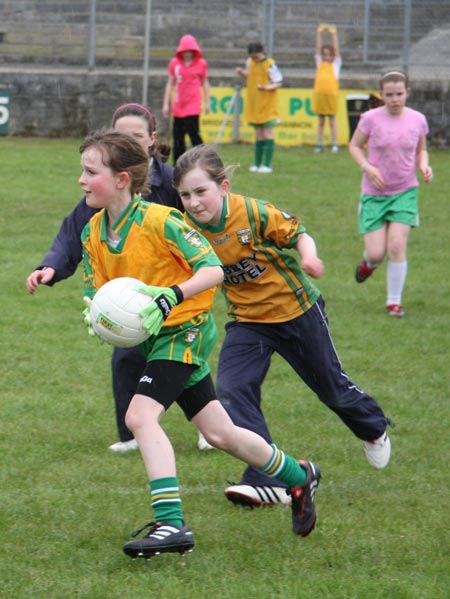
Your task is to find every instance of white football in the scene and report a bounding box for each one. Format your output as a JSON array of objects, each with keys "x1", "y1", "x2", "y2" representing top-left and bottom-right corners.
[{"x1": 90, "y1": 277, "x2": 153, "y2": 348}]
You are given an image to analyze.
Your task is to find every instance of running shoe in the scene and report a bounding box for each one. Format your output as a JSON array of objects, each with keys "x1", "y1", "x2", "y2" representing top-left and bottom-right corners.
[
  {"x1": 123, "y1": 521, "x2": 194, "y2": 559},
  {"x1": 386, "y1": 304, "x2": 405, "y2": 317},
  {"x1": 364, "y1": 432, "x2": 391, "y2": 468},
  {"x1": 197, "y1": 432, "x2": 215, "y2": 451},
  {"x1": 225, "y1": 484, "x2": 291, "y2": 507},
  {"x1": 290, "y1": 461, "x2": 321, "y2": 537},
  {"x1": 355, "y1": 260, "x2": 376, "y2": 283},
  {"x1": 109, "y1": 439, "x2": 138, "y2": 453}
]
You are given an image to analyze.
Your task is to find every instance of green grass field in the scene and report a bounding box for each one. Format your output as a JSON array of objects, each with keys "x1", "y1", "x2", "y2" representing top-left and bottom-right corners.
[{"x1": 1, "y1": 138, "x2": 449, "y2": 598}]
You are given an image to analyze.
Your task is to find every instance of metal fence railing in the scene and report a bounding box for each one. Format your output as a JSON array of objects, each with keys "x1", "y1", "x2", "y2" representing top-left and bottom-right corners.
[
  {"x1": 0, "y1": 0, "x2": 448, "y2": 76},
  {"x1": 261, "y1": 0, "x2": 450, "y2": 74}
]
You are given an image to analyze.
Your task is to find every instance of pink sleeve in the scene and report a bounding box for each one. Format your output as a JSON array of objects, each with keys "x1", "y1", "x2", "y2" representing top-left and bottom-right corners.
[
  {"x1": 357, "y1": 110, "x2": 372, "y2": 136},
  {"x1": 201, "y1": 59, "x2": 208, "y2": 80},
  {"x1": 420, "y1": 114, "x2": 429, "y2": 137}
]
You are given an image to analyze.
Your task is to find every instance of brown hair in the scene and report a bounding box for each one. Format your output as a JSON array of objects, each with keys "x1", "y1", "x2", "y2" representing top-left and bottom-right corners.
[
  {"x1": 248, "y1": 42, "x2": 264, "y2": 55},
  {"x1": 173, "y1": 144, "x2": 231, "y2": 189},
  {"x1": 321, "y1": 43, "x2": 335, "y2": 57},
  {"x1": 380, "y1": 70, "x2": 409, "y2": 89},
  {"x1": 112, "y1": 103, "x2": 156, "y2": 133},
  {"x1": 80, "y1": 129, "x2": 150, "y2": 196}
]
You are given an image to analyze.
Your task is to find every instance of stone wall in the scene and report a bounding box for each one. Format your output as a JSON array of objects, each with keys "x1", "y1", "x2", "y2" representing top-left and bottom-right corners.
[{"x1": 1, "y1": 66, "x2": 449, "y2": 147}]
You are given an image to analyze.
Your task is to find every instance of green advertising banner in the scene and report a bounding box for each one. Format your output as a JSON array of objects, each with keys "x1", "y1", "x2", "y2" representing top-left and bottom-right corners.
[
  {"x1": 0, "y1": 89, "x2": 11, "y2": 135},
  {"x1": 0, "y1": 89, "x2": 10, "y2": 135}
]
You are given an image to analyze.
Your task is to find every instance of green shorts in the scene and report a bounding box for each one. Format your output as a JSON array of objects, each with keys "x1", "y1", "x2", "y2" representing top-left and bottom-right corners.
[
  {"x1": 140, "y1": 311, "x2": 218, "y2": 388},
  {"x1": 358, "y1": 187, "x2": 419, "y2": 234},
  {"x1": 249, "y1": 118, "x2": 280, "y2": 127}
]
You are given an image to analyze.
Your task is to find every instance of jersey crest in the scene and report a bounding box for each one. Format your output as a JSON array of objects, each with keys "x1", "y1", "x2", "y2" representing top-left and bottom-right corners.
[
  {"x1": 184, "y1": 327, "x2": 200, "y2": 344},
  {"x1": 184, "y1": 229, "x2": 207, "y2": 249},
  {"x1": 236, "y1": 228, "x2": 252, "y2": 245}
]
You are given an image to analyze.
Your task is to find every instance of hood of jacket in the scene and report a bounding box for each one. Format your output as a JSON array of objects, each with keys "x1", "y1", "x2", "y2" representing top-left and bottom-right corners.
[{"x1": 175, "y1": 34, "x2": 203, "y2": 59}]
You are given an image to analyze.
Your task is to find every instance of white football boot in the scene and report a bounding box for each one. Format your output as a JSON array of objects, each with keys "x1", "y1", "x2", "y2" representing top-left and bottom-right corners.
[{"x1": 364, "y1": 432, "x2": 391, "y2": 468}]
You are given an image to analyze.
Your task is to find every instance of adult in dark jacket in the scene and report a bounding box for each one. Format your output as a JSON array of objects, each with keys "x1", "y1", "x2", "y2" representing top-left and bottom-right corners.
[{"x1": 26, "y1": 103, "x2": 183, "y2": 452}]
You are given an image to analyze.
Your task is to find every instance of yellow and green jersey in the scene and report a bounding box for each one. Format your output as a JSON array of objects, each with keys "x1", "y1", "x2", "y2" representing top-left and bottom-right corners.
[
  {"x1": 245, "y1": 57, "x2": 282, "y2": 125},
  {"x1": 185, "y1": 193, "x2": 320, "y2": 323},
  {"x1": 81, "y1": 197, "x2": 222, "y2": 327}
]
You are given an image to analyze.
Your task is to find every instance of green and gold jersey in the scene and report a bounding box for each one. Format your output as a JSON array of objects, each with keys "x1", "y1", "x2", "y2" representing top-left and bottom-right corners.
[
  {"x1": 81, "y1": 197, "x2": 222, "y2": 327},
  {"x1": 246, "y1": 56, "x2": 282, "y2": 125},
  {"x1": 185, "y1": 193, "x2": 320, "y2": 323}
]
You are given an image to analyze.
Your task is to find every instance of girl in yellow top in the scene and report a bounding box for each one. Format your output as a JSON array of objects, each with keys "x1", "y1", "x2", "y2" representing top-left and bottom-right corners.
[
  {"x1": 312, "y1": 23, "x2": 342, "y2": 153},
  {"x1": 235, "y1": 42, "x2": 282, "y2": 173},
  {"x1": 174, "y1": 144, "x2": 391, "y2": 510},
  {"x1": 80, "y1": 130, "x2": 322, "y2": 558}
]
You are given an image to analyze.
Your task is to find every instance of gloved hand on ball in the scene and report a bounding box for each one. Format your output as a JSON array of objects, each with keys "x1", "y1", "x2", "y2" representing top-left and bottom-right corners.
[
  {"x1": 138, "y1": 285, "x2": 184, "y2": 337},
  {"x1": 82, "y1": 296, "x2": 97, "y2": 339}
]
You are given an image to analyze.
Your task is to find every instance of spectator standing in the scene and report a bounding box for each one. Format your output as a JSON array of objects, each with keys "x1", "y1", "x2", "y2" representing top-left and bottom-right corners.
[
  {"x1": 235, "y1": 42, "x2": 282, "y2": 174},
  {"x1": 162, "y1": 34, "x2": 211, "y2": 164},
  {"x1": 312, "y1": 24, "x2": 342, "y2": 153}
]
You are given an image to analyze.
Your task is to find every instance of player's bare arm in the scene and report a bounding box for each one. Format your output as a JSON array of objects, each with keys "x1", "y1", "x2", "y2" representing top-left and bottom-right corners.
[{"x1": 296, "y1": 234, "x2": 324, "y2": 279}]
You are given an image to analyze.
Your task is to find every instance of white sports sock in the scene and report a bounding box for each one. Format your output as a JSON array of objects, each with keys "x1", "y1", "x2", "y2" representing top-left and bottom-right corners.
[{"x1": 387, "y1": 260, "x2": 407, "y2": 305}]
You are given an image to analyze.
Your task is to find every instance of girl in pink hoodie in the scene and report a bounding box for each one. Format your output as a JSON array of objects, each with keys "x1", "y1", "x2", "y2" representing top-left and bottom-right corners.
[{"x1": 162, "y1": 34, "x2": 211, "y2": 164}]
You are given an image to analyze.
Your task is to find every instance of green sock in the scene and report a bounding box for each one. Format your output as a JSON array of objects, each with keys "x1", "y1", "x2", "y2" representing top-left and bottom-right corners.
[
  {"x1": 254, "y1": 140, "x2": 264, "y2": 166},
  {"x1": 263, "y1": 139, "x2": 275, "y2": 167},
  {"x1": 257, "y1": 444, "x2": 307, "y2": 488},
  {"x1": 150, "y1": 477, "x2": 183, "y2": 527}
]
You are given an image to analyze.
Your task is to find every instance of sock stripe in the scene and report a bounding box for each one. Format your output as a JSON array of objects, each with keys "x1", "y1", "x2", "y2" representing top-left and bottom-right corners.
[
  {"x1": 262, "y1": 445, "x2": 286, "y2": 477},
  {"x1": 149, "y1": 477, "x2": 184, "y2": 526},
  {"x1": 267, "y1": 451, "x2": 285, "y2": 477},
  {"x1": 152, "y1": 498, "x2": 181, "y2": 507},
  {"x1": 151, "y1": 489, "x2": 179, "y2": 498},
  {"x1": 151, "y1": 484, "x2": 182, "y2": 507},
  {"x1": 151, "y1": 488, "x2": 181, "y2": 503}
]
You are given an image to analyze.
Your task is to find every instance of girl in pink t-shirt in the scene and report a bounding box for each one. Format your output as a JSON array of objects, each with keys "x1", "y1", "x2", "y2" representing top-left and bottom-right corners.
[
  {"x1": 349, "y1": 71, "x2": 433, "y2": 317},
  {"x1": 162, "y1": 34, "x2": 211, "y2": 164}
]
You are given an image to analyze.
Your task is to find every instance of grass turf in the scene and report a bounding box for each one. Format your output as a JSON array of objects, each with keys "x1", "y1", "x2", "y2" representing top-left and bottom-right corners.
[{"x1": 0, "y1": 138, "x2": 448, "y2": 598}]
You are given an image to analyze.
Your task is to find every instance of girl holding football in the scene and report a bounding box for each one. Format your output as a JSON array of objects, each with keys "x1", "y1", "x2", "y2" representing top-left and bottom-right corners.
[
  {"x1": 26, "y1": 102, "x2": 182, "y2": 454},
  {"x1": 80, "y1": 129, "x2": 321, "y2": 558}
]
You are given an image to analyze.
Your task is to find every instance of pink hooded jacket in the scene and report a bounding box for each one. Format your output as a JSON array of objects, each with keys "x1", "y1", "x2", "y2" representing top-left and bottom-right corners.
[{"x1": 167, "y1": 34, "x2": 209, "y2": 117}]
